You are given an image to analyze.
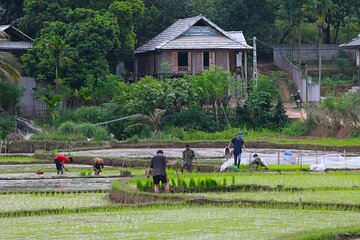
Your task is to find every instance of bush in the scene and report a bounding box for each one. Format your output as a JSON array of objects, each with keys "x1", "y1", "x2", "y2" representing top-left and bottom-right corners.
[
  {"x1": 75, "y1": 123, "x2": 109, "y2": 140},
  {"x1": 162, "y1": 108, "x2": 226, "y2": 132},
  {"x1": 0, "y1": 81, "x2": 24, "y2": 113},
  {"x1": 0, "y1": 115, "x2": 14, "y2": 139},
  {"x1": 72, "y1": 106, "x2": 108, "y2": 124},
  {"x1": 93, "y1": 126, "x2": 110, "y2": 141},
  {"x1": 282, "y1": 120, "x2": 313, "y2": 136},
  {"x1": 57, "y1": 121, "x2": 76, "y2": 134}
]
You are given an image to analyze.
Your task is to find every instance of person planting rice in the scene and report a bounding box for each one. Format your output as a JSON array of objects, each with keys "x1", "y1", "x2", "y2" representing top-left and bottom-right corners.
[
  {"x1": 228, "y1": 131, "x2": 246, "y2": 169},
  {"x1": 182, "y1": 144, "x2": 196, "y2": 173},
  {"x1": 93, "y1": 158, "x2": 104, "y2": 175},
  {"x1": 146, "y1": 150, "x2": 173, "y2": 193},
  {"x1": 249, "y1": 154, "x2": 268, "y2": 171},
  {"x1": 54, "y1": 155, "x2": 73, "y2": 174}
]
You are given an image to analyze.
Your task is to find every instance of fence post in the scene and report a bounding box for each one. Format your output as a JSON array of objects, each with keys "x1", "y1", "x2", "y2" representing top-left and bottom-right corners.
[
  {"x1": 277, "y1": 150, "x2": 280, "y2": 171},
  {"x1": 344, "y1": 150, "x2": 347, "y2": 168}
]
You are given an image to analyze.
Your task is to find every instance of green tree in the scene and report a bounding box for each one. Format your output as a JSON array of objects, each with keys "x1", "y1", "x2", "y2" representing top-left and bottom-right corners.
[
  {"x1": 271, "y1": 0, "x2": 309, "y2": 43},
  {"x1": 20, "y1": 0, "x2": 68, "y2": 37},
  {"x1": 22, "y1": 8, "x2": 120, "y2": 93},
  {"x1": 41, "y1": 89, "x2": 62, "y2": 124},
  {"x1": 108, "y1": 0, "x2": 145, "y2": 58},
  {"x1": 210, "y1": 0, "x2": 276, "y2": 44},
  {"x1": 161, "y1": 77, "x2": 200, "y2": 111},
  {"x1": 0, "y1": 0, "x2": 24, "y2": 24}
]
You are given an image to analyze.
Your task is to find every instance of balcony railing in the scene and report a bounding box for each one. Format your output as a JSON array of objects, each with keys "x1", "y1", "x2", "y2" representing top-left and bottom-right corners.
[{"x1": 177, "y1": 66, "x2": 189, "y2": 72}]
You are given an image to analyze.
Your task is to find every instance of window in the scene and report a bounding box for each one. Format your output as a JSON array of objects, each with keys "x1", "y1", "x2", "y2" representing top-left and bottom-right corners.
[
  {"x1": 178, "y1": 52, "x2": 188, "y2": 66},
  {"x1": 203, "y1": 52, "x2": 209, "y2": 68}
]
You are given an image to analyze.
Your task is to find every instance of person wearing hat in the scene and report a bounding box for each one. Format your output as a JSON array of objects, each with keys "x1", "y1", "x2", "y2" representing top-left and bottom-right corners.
[
  {"x1": 249, "y1": 154, "x2": 268, "y2": 170},
  {"x1": 294, "y1": 90, "x2": 302, "y2": 108},
  {"x1": 182, "y1": 144, "x2": 196, "y2": 173},
  {"x1": 93, "y1": 158, "x2": 104, "y2": 175},
  {"x1": 228, "y1": 131, "x2": 246, "y2": 169}
]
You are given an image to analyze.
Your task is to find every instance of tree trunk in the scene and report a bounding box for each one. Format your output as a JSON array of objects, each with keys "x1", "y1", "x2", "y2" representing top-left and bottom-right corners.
[
  {"x1": 324, "y1": 23, "x2": 331, "y2": 44},
  {"x1": 280, "y1": 21, "x2": 295, "y2": 44}
]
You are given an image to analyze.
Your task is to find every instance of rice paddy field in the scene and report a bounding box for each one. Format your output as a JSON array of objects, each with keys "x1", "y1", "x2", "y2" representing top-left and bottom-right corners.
[{"x1": 0, "y1": 158, "x2": 359, "y2": 239}]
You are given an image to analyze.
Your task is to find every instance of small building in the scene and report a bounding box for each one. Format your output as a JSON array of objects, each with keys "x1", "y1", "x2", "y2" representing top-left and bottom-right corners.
[
  {"x1": 0, "y1": 25, "x2": 33, "y2": 57},
  {"x1": 134, "y1": 15, "x2": 252, "y2": 83},
  {"x1": 339, "y1": 34, "x2": 360, "y2": 89},
  {"x1": 0, "y1": 25, "x2": 36, "y2": 117}
]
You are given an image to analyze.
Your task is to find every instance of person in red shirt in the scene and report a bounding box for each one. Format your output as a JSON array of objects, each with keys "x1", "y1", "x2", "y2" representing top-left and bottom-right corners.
[{"x1": 54, "y1": 155, "x2": 73, "y2": 174}]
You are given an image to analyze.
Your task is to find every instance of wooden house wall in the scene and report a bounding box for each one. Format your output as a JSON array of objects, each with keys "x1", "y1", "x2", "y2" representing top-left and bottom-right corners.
[
  {"x1": 136, "y1": 52, "x2": 155, "y2": 76},
  {"x1": 229, "y1": 51, "x2": 236, "y2": 73},
  {"x1": 215, "y1": 51, "x2": 229, "y2": 71},
  {"x1": 136, "y1": 50, "x2": 248, "y2": 76},
  {"x1": 192, "y1": 52, "x2": 203, "y2": 73}
]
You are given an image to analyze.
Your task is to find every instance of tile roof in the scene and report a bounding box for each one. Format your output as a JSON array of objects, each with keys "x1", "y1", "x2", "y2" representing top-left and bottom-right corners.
[
  {"x1": 135, "y1": 15, "x2": 252, "y2": 53},
  {"x1": 161, "y1": 35, "x2": 251, "y2": 50}
]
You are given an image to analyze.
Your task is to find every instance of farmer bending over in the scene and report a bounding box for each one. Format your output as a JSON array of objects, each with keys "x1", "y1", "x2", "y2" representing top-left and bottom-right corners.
[
  {"x1": 146, "y1": 150, "x2": 172, "y2": 193},
  {"x1": 182, "y1": 144, "x2": 196, "y2": 173},
  {"x1": 54, "y1": 155, "x2": 72, "y2": 174},
  {"x1": 93, "y1": 158, "x2": 104, "y2": 175},
  {"x1": 249, "y1": 154, "x2": 268, "y2": 171}
]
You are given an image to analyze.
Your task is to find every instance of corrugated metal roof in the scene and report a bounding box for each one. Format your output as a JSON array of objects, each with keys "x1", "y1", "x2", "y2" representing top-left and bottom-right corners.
[
  {"x1": 0, "y1": 41, "x2": 33, "y2": 49},
  {"x1": 161, "y1": 35, "x2": 251, "y2": 50},
  {"x1": 135, "y1": 15, "x2": 252, "y2": 53},
  {"x1": 339, "y1": 34, "x2": 360, "y2": 48},
  {"x1": 0, "y1": 25, "x2": 11, "y2": 32},
  {"x1": 0, "y1": 25, "x2": 33, "y2": 42}
]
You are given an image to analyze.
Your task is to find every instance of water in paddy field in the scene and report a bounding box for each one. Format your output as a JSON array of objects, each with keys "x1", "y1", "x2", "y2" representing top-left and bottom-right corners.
[
  {"x1": 0, "y1": 164, "x2": 116, "y2": 192},
  {"x1": 63, "y1": 148, "x2": 360, "y2": 167}
]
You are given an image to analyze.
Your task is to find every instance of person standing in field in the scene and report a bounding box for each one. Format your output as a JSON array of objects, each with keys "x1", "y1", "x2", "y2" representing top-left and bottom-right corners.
[
  {"x1": 146, "y1": 150, "x2": 171, "y2": 193},
  {"x1": 54, "y1": 155, "x2": 72, "y2": 174},
  {"x1": 182, "y1": 144, "x2": 196, "y2": 173},
  {"x1": 228, "y1": 131, "x2": 246, "y2": 169}
]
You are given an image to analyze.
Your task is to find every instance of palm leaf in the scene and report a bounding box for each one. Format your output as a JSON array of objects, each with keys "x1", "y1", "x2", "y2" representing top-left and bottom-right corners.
[{"x1": 0, "y1": 52, "x2": 21, "y2": 82}]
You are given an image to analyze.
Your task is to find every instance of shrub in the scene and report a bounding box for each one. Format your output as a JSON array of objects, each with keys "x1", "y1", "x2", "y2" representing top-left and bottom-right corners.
[
  {"x1": 282, "y1": 120, "x2": 313, "y2": 136},
  {"x1": 76, "y1": 123, "x2": 97, "y2": 138},
  {"x1": 75, "y1": 123, "x2": 109, "y2": 140},
  {"x1": 57, "y1": 121, "x2": 76, "y2": 134},
  {"x1": 93, "y1": 126, "x2": 110, "y2": 141},
  {"x1": 162, "y1": 107, "x2": 226, "y2": 132},
  {"x1": 0, "y1": 115, "x2": 15, "y2": 139},
  {"x1": 0, "y1": 81, "x2": 24, "y2": 113},
  {"x1": 126, "y1": 135, "x2": 139, "y2": 143},
  {"x1": 72, "y1": 106, "x2": 107, "y2": 124}
]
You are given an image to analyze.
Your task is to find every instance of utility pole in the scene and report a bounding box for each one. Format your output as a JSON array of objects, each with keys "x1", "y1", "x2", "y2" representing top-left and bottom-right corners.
[
  {"x1": 253, "y1": 36, "x2": 258, "y2": 86},
  {"x1": 318, "y1": 45, "x2": 322, "y2": 90}
]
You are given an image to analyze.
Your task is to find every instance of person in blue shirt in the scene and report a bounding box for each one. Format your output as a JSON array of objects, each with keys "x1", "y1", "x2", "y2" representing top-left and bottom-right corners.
[{"x1": 228, "y1": 131, "x2": 246, "y2": 168}]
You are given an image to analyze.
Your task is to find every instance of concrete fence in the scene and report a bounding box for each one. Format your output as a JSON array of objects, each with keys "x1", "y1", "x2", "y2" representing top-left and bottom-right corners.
[{"x1": 274, "y1": 46, "x2": 321, "y2": 103}]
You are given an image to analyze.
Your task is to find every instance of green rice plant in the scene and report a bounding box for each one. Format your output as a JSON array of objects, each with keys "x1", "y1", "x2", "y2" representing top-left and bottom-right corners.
[
  {"x1": 136, "y1": 179, "x2": 143, "y2": 190},
  {"x1": 189, "y1": 178, "x2": 196, "y2": 188},
  {"x1": 222, "y1": 177, "x2": 227, "y2": 186},
  {"x1": 171, "y1": 178, "x2": 176, "y2": 187},
  {"x1": 181, "y1": 179, "x2": 187, "y2": 188}
]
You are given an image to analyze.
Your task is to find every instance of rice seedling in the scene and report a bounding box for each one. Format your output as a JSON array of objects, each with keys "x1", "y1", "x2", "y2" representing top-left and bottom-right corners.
[{"x1": 1, "y1": 205, "x2": 359, "y2": 239}]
